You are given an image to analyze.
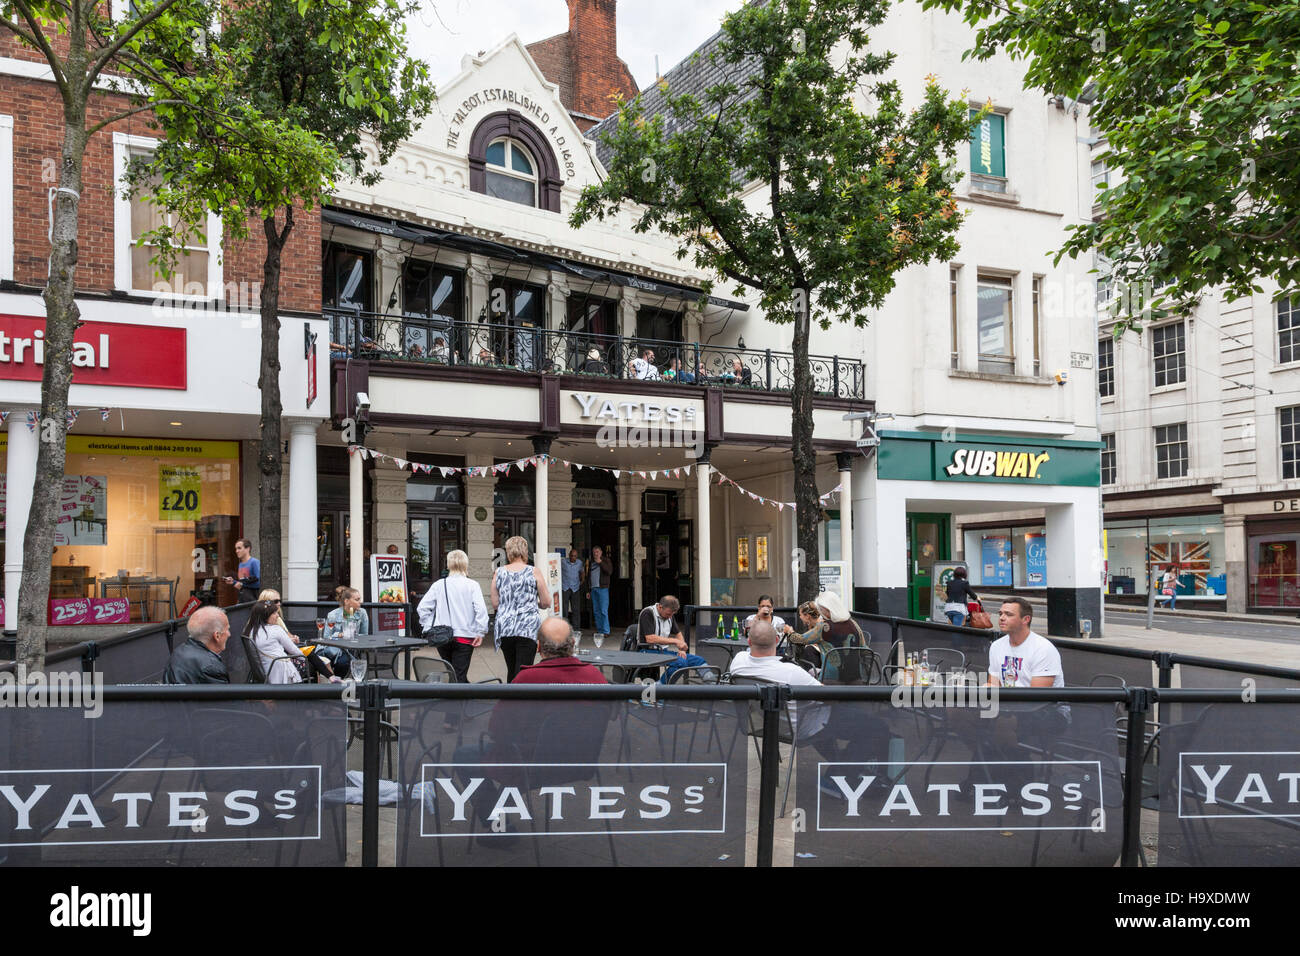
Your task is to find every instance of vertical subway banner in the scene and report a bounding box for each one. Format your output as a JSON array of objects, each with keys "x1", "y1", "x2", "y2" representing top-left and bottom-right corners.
[{"x1": 159, "y1": 466, "x2": 202, "y2": 521}]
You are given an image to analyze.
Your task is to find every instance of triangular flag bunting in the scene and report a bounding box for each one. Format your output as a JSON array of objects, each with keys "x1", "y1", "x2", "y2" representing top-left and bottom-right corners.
[{"x1": 612, "y1": 470, "x2": 620, "y2": 478}]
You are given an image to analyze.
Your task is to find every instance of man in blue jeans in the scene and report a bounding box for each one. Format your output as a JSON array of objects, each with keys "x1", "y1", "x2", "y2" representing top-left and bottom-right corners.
[
  {"x1": 638, "y1": 595, "x2": 708, "y2": 683},
  {"x1": 588, "y1": 545, "x2": 613, "y2": 640}
]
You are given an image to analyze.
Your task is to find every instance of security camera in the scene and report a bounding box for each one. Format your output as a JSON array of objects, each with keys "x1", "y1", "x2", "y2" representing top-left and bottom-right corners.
[
  {"x1": 1054, "y1": 370, "x2": 1069, "y2": 386},
  {"x1": 356, "y1": 391, "x2": 371, "y2": 412}
]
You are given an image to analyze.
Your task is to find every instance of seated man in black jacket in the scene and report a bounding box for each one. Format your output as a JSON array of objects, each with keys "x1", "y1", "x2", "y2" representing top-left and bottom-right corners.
[{"x1": 165, "y1": 606, "x2": 231, "y2": 684}]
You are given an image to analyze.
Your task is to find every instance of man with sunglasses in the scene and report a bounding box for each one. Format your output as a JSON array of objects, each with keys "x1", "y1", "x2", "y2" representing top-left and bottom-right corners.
[{"x1": 165, "y1": 606, "x2": 231, "y2": 684}]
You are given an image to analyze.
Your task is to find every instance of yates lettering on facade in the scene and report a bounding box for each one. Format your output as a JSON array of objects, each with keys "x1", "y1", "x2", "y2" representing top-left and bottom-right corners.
[
  {"x1": 571, "y1": 392, "x2": 699, "y2": 425},
  {"x1": 816, "y1": 760, "x2": 1105, "y2": 831},
  {"x1": 421, "y1": 762, "x2": 727, "y2": 837},
  {"x1": 945, "y1": 448, "x2": 1051, "y2": 479}
]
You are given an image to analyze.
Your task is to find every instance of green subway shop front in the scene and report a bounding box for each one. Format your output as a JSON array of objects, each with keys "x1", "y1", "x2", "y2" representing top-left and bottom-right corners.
[{"x1": 851, "y1": 430, "x2": 1104, "y2": 638}]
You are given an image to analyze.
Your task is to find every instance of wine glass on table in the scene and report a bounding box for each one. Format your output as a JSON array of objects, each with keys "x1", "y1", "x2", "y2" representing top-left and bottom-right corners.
[
  {"x1": 350, "y1": 657, "x2": 367, "y2": 682},
  {"x1": 593, "y1": 632, "x2": 604, "y2": 649}
]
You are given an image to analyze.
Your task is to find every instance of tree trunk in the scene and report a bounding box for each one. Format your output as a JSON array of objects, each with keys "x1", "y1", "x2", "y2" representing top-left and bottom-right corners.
[
  {"x1": 17, "y1": 111, "x2": 88, "y2": 673},
  {"x1": 256, "y1": 206, "x2": 291, "y2": 595},
  {"x1": 790, "y1": 288, "x2": 821, "y2": 604}
]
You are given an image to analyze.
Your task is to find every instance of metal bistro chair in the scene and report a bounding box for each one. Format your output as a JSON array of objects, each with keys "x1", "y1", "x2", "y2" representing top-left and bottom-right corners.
[
  {"x1": 413, "y1": 657, "x2": 457, "y2": 684},
  {"x1": 820, "y1": 646, "x2": 882, "y2": 685},
  {"x1": 149, "y1": 576, "x2": 179, "y2": 623},
  {"x1": 239, "y1": 635, "x2": 303, "y2": 685},
  {"x1": 921, "y1": 648, "x2": 967, "y2": 675}
]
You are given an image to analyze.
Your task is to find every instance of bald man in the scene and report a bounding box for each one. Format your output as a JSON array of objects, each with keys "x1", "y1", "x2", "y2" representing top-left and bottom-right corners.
[
  {"x1": 165, "y1": 606, "x2": 231, "y2": 684},
  {"x1": 729, "y1": 620, "x2": 827, "y2": 739},
  {"x1": 510, "y1": 618, "x2": 607, "y2": 685}
]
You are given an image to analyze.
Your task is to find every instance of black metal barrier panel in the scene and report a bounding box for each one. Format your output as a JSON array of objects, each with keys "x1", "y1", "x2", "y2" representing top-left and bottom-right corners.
[
  {"x1": 389, "y1": 683, "x2": 755, "y2": 867},
  {"x1": 0, "y1": 685, "x2": 348, "y2": 866},
  {"x1": 92, "y1": 623, "x2": 176, "y2": 685},
  {"x1": 1156, "y1": 690, "x2": 1300, "y2": 867},
  {"x1": 1170, "y1": 656, "x2": 1300, "y2": 691},
  {"x1": 790, "y1": 687, "x2": 1126, "y2": 866}
]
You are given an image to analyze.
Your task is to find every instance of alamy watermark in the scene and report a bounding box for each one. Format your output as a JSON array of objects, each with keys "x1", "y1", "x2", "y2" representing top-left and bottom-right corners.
[
  {"x1": 891, "y1": 680, "x2": 1000, "y2": 719},
  {"x1": 0, "y1": 666, "x2": 104, "y2": 719}
]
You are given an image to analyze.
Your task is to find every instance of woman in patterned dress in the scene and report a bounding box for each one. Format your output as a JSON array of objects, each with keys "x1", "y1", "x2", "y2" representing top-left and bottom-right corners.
[{"x1": 491, "y1": 535, "x2": 552, "y2": 682}]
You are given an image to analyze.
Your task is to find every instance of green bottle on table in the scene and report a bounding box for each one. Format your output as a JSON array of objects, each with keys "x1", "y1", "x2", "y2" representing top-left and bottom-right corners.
[{"x1": 732, "y1": 614, "x2": 741, "y2": 640}]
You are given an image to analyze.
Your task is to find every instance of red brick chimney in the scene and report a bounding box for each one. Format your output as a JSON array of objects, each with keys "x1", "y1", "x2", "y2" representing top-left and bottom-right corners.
[{"x1": 527, "y1": 0, "x2": 639, "y2": 132}]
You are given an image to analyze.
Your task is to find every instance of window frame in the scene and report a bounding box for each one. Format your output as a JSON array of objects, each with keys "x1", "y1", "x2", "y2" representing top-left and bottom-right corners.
[
  {"x1": 968, "y1": 107, "x2": 1008, "y2": 192},
  {"x1": 975, "y1": 272, "x2": 1015, "y2": 374},
  {"x1": 1154, "y1": 422, "x2": 1189, "y2": 480},
  {"x1": 1101, "y1": 433, "x2": 1116, "y2": 486},
  {"x1": 1282, "y1": 406, "x2": 1300, "y2": 481},
  {"x1": 1277, "y1": 296, "x2": 1300, "y2": 365},
  {"x1": 1151, "y1": 320, "x2": 1187, "y2": 389},
  {"x1": 0, "y1": 114, "x2": 11, "y2": 282},
  {"x1": 113, "y1": 132, "x2": 222, "y2": 300},
  {"x1": 484, "y1": 136, "x2": 539, "y2": 208},
  {"x1": 1098, "y1": 336, "x2": 1115, "y2": 399},
  {"x1": 949, "y1": 268, "x2": 959, "y2": 370}
]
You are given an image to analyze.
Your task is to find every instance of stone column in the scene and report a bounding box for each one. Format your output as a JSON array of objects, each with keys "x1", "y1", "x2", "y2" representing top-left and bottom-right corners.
[
  {"x1": 1224, "y1": 512, "x2": 1246, "y2": 614},
  {"x1": 696, "y1": 450, "x2": 713, "y2": 609},
  {"x1": 349, "y1": 445, "x2": 364, "y2": 592},
  {"x1": 464, "y1": 459, "x2": 496, "y2": 596},
  {"x1": 285, "y1": 421, "x2": 319, "y2": 603},
  {"x1": 3, "y1": 409, "x2": 37, "y2": 631},
  {"x1": 370, "y1": 438, "x2": 410, "y2": 557},
  {"x1": 836, "y1": 451, "x2": 855, "y2": 609},
  {"x1": 853, "y1": 458, "x2": 908, "y2": 617},
  {"x1": 620, "y1": 473, "x2": 645, "y2": 610},
  {"x1": 467, "y1": 255, "x2": 493, "y2": 325},
  {"x1": 547, "y1": 457, "x2": 574, "y2": 554},
  {"x1": 532, "y1": 436, "x2": 551, "y2": 564}
]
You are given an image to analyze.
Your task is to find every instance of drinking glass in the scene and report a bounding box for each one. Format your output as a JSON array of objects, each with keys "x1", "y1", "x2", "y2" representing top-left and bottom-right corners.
[
  {"x1": 573, "y1": 630, "x2": 583, "y2": 651},
  {"x1": 344, "y1": 619, "x2": 359, "y2": 640},
  {"x1": 593, "y1": 633, "x2": 605, "y2": 649},
  {"x1": 350, "y1": 658, "x2": 367, "y2": 682},
  {"x1": 315, "y1": 618, "x2": 326, "y2": 639}
]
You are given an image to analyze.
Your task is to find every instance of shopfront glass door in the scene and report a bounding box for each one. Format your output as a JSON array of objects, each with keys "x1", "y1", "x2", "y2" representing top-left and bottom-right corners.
[
  {"x1": 408, "y1": 516, "x2": 464, "y2": 596},
  {"x1": 907, "y1": 513, "x2": 950, "y2": 620}
]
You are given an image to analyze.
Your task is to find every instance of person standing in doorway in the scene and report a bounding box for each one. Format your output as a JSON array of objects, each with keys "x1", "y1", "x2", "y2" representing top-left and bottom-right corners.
[
  {"x1": 561, "y1": 548, "x2": 584, "y2": 630},
  {"x1": 588, "y1": 545, "x2": 613, "y2": 642},
  {"x1": 492, "y1": 536, "x2": 552, "y2": 683},
  {"x1": 225, "y1": 538, "x2": 260, "y2": 603}
]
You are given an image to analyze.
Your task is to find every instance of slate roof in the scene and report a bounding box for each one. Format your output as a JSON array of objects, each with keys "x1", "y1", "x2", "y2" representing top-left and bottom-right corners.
[{"x1": 586, "y1": 22, "x2": 763, "y2": 167}]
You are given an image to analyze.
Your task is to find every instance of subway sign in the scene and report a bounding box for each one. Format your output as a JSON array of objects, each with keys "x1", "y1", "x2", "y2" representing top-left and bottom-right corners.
[{"x1": 876, "y1": 431, "x2": 1101, "y2": 487}]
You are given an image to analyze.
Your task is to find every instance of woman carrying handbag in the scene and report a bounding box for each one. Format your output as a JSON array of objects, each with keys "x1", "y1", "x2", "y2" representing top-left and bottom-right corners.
[{"x1": 416, "y1": 549, "x2": 489, "y2": 683}]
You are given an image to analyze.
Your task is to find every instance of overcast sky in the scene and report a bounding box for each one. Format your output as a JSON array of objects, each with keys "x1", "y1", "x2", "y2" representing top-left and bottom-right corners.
[{"x1": 407, "y1": 0, "x2": 745, "y2": 90}]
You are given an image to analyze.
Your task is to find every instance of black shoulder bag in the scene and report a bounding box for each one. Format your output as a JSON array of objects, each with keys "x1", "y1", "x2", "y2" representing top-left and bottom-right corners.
[{"x1": 424, "y1": 579, "x2": 455, "y2": 648}]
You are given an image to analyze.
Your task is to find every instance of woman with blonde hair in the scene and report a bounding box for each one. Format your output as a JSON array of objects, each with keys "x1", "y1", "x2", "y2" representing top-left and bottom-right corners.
[
  {"x1": 491, "y1": 535, "x2": 551, "y2": 682},
  {"x1": 416, "y1": 549, "x2": 488, "y2": 682}
]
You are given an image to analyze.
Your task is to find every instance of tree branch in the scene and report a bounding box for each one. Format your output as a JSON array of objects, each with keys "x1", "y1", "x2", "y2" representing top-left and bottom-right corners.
[
  {"x1": 8, "y1": 0, "x2": 68, "y2": 97},
  {"x1": 86, "y1": 0, "x2": 188, "y2": 86}
]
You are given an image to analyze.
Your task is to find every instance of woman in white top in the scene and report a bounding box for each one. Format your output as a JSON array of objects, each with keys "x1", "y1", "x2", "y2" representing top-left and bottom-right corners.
[
  {"x1": 417, "y1": 549, "x2": 489, "y2": 682},
  {"x1": 243, "y1": 599, "x2": 313, "y2": 684}
]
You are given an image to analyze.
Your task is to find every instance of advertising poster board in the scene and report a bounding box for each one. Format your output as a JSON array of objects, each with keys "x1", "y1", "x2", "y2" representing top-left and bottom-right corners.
[
  {"x1": 1024, "y1": 532, "x2": 1047, "y2": 586},
  {"x1": 369, "y1": 554, "x2": 408, "y2": 634},
  {"x1": 543, "y1": 552, "x2": 563, "y2": 620},
  {"x1": 981, "y1": 535, "x2": 1012, "y2": 586},
  {"x1": 817, "y1": 561, "x2": 850, "y2": 609}
]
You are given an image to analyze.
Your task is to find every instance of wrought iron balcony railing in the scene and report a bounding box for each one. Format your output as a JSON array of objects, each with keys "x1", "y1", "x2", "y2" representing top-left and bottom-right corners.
[{"x1": 325, "y1": 308, "x2": 866, "y2": 400}]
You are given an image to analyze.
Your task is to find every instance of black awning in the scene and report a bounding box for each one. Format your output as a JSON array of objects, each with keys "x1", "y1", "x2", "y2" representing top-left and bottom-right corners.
[{"x1": 323, "y1": 207, "x2": 749, "y2": 312}]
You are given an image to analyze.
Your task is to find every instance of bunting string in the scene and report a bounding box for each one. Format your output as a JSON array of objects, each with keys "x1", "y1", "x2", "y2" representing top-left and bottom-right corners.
[{"x1": 344, "y1": 446, "x2": 841, "y2": 512}]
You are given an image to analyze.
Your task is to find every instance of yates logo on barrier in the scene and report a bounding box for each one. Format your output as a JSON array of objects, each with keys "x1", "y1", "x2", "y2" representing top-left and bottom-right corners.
[
  {"x1": 421, "y1": 763, "x2": 727, "y2": 837},
  {"x1": 816, "y1": 760, "x2": 1105, "y2": 831},
  {"x1": 0, "y1": 766, "x2": 321, "y2": 846},
  {"x1": 1178, "y1": 752, "x2": 1300, "y2": 819}
]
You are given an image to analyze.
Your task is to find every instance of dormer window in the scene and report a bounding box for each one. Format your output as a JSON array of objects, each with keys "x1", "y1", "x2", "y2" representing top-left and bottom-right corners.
[{"x1": 485, "y1": 138, "x2": 538, "y2": 207}]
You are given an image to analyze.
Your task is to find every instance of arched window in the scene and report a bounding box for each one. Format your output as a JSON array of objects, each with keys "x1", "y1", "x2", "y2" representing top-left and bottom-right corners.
[
  {"x1": 468, "y1": 111, "x2": 563, "y2": 213},
  {"x1": 485, "y1": 137, "x2": 538, "y2": 207}
]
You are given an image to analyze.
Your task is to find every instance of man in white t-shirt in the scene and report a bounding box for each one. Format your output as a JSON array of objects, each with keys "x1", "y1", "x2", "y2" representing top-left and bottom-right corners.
[
  {"x1": 729, "y1": 621, "x2": 827, "y2": 739},
  {"x1": 986, "y1": 598, "x2": 1064, "y2": 687},
  {"x1": 628, "y1": 347, "x2": 660, "y2": 381}
]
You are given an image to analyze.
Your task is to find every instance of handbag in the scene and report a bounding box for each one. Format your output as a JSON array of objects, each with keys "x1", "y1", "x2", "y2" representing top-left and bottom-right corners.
[
  {"x1": 423, "y1": 579, "x2": 455, "y2": 648},
  {"x1": 967, "y1": 601, "x2": 993, "y2": 630}
]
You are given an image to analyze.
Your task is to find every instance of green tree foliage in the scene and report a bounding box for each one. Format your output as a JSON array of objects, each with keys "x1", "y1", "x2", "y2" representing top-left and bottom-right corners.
[
  {"x1": 573, "y1": 0, "x2": 971, "y2": 600},
  {"x1": 132, "y1": 0, "x2": 434, "y2": 593},
  {"x1": 924, "y1": 0, "x2": 1300, "y2": 327}
]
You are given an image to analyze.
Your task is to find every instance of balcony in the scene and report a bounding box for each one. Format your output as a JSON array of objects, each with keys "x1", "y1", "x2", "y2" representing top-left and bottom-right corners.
[{"x1": 325, "y1": 308, "x2": 866, "y2": 400}]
